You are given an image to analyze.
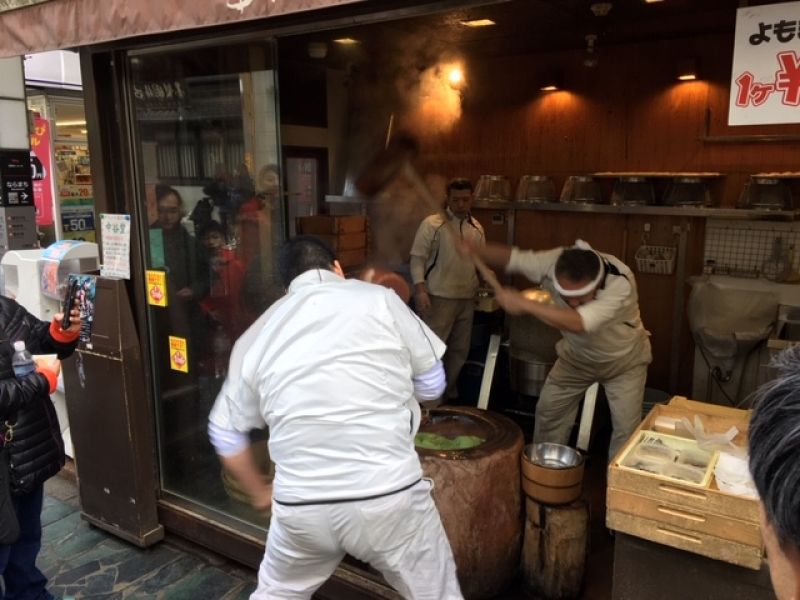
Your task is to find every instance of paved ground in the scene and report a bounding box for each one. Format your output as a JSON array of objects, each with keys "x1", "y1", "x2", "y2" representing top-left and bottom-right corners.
[{"x1": 40, "y1": 473, "x2": 258, "y2": 600}]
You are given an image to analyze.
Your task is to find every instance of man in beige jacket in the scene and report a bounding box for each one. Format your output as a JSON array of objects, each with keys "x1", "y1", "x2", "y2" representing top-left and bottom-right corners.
[{"x1": 410, "y1": 178, "x2": 485, "y2": 402}]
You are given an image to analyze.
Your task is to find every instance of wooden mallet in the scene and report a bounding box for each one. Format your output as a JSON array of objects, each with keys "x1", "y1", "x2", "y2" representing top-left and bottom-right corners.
[{"x1": 355, "y1": 133, "x2": 502, "y2": 293}]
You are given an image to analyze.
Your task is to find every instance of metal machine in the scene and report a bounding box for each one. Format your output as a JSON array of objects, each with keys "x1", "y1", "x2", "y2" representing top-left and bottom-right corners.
[{"x1": 0, "y1": 239, "x2": 99, "y2": 456}]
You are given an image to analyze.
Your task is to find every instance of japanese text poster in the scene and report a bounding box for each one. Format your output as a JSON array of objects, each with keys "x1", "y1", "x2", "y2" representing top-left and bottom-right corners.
[
  {"x1": 729, "y1": 1, "x2": 800, "y2": 125},
  {"x1": 169, "y1": 336, "x2": 189, "y2": 373},
  {"x1": 100, "y1": 213, "x2": 131, "y2": 279},
  {"x1": 146, "y1": 270, "x2": 168, "y2": 307}
]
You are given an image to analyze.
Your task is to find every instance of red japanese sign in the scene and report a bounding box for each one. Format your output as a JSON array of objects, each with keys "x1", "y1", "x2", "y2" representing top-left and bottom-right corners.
[
  {"x1": 29, "y1": 117, "x2": 54, "y2": 226},
  {"x1": 729, "y1": 3, "x2": 800, "y2": 125}
]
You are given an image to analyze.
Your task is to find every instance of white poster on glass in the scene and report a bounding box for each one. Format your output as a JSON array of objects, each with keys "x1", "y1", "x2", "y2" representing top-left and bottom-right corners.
[
  {"x1": 100, "y1": 213, "x2": 131, "y2": 279},
  {"x1": 729, "y1": 1, "x2": 800, "y2": 125}
]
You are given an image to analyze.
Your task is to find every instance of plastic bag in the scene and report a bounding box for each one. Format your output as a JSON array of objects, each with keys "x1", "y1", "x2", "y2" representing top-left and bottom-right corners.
[
  {"x1": 679, "y1": 415, "x2": 747, "y2": 458},
  {"x1": 714, "y1": 451, "x2": 758, "y2": 499}
]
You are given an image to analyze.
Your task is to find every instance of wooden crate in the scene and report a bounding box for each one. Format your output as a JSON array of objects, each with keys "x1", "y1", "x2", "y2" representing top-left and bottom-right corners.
[
  {"x1": 296, "y1": 215, "x2": 366, "y2": 235},
  {"x1": 607, "y1": 510, "x2": 763, "y2": 570},
  {"x1": 309, "y1": 232, "x2": 367, "y2": 252},
  {"x1": 336, "y1": 248, "x2": 367, "y2": 268},
  {"x1": 607, "y1": 396, "x2": 763, "y2": 569}
]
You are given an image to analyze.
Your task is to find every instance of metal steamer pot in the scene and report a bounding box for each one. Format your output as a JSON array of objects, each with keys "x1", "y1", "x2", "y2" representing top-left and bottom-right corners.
[{"x1": 508, "y1": 288, "x2": 561, "y2": 396}]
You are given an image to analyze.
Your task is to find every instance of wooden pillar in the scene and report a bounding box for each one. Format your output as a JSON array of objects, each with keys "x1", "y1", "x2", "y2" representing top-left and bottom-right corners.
[{"x1": 522, "y1": 497, "x2": 589, "y2": 600}]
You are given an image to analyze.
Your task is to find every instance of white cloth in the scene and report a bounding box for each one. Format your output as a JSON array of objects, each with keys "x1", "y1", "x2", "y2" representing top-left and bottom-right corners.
[
  {"x1": 507, "y1": 246, "x2": 649, "y2": 363},
  {"x1": 209, "y1": 268, "x2": 446, "y2": 505},
  {"x1": 409, "y1": 209, "x2": 485, "y2": 299},
  {"x1": 254, "y1": 479, "x2": 463, "y2": 600}
]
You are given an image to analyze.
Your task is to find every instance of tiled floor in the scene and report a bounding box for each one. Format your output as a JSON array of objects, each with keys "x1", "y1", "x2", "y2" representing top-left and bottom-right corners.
[
  {"x1": 38, "y1": 396, "x2": 616, "y2": 600},
  {"x1": 37, "y1": 462, "x2": 613, "y2": 600},
  {"x1": 40, "y1": 474, "x2": 257, "y2": 599}
]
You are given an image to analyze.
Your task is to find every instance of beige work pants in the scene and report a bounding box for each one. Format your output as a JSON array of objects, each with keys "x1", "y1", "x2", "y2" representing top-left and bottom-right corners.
[
  {"x1": 422, "y1": 296, "x2": 475, "y2": 401},
  {"x1": 533, "y1": 336, "x2": 652, "y2": 461}
]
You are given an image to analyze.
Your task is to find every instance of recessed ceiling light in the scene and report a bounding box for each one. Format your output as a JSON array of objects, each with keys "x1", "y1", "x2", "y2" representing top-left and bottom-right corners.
[
  {"x1": 333, "y1": 37, "x2": 359, "y2": 45},
  {"x1": 644, "y1": 0, "x2": 664, "y2": 3},
  {"x1": 460, "y1": 19, "x2": 495, "y2": 28}
]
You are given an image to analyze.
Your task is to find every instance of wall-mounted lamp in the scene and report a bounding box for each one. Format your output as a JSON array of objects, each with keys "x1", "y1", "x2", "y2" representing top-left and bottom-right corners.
[
  {"x1": 448, "y1": 66, "x2": 465, "y2": 89},
  {"x1": 676, "y1": 58, "x2": 698, "y2": 81},
  {"x1": 460, "y1": 18, "x2": 495, "y2": 27},
  {"x1": 539, "y1": 72, "x2": 563, "y2": 92}
]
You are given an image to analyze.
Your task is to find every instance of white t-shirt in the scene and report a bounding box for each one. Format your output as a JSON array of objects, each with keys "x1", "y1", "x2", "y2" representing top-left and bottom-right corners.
[
  {"x1": 507, "y1": 247, "x2": 649, "y2": 363},
  {"x1": 208, "y1": 269, "x2": 446, "y2": 504}
]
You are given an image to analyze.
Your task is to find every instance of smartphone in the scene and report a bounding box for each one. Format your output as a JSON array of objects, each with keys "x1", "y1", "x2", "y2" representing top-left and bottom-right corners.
[{"x1": 61, "y1": 279, "x2": 79, "y2": 330}]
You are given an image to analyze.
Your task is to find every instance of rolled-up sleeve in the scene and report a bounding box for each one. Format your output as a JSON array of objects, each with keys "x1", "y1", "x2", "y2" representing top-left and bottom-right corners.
[
  {"x1": 413, "y1": 360, "x2": 446, "y2": 401},
  {"x1": 507, "y1": 247, "x2": 562, "y2": 283},
  {"x1": 576, "y1": 276, "x2": 632, "y2": 333},
  {"x1": 208, "y1": 421, "x2": 250, "y2": 457}
]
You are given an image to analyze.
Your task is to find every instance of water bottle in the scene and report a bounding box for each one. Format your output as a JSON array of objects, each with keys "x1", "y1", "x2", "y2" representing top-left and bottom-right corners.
[{"x1": 11, "y1": 341, "x2": 35, "y2": 379}]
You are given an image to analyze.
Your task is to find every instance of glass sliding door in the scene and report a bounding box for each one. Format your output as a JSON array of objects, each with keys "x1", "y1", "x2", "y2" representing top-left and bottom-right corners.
[{"x1": 128, "y1": 40, "x2": 283, "y2": 530}]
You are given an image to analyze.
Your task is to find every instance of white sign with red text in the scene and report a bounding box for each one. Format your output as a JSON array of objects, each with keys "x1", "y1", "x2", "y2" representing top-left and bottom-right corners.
[{"x1": 729, "y1": 2, "x2": 800, "y2": 125}]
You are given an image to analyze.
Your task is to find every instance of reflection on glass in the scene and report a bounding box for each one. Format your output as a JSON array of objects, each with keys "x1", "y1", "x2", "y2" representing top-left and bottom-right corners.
[{"x1": 129, "y1": 42, "x2": 283, "y2": 529}]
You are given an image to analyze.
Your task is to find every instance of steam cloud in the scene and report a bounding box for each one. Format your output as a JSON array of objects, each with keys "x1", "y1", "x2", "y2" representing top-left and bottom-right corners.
[
  {"x1": 340, "y1": 30, "x2": 466, "y2": 266},
  {"x1": 401, "y1": 60, "x2": 464, "y2": 138}
]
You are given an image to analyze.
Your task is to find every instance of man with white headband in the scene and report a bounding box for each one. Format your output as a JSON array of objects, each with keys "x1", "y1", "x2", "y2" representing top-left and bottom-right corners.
[{"x1": 463, "y1": 239, "x2": 651, "y2": 460}]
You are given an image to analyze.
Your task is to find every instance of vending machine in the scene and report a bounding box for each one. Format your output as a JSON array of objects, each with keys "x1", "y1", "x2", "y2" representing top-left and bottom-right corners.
[{"x1": 0, "y1": 239, "x2": 99, "y2": 456}]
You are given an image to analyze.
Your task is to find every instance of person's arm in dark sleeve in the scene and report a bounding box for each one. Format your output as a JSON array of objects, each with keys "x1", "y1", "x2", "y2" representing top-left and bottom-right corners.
[
  {"x1": 24, "y1": 301, "x2": 81, "y2": 359},
  {"x1": 0, "y1": 368, "x2": 52, "y2": 421}
]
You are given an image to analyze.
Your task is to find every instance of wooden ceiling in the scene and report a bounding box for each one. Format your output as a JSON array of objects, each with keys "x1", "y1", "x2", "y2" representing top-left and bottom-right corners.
[{"x1": 279, "y1": 0, "x2": 782, "y2": 65}]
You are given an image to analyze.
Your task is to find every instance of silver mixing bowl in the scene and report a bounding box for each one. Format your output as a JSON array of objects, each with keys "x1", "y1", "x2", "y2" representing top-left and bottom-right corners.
[{"x1": 524, "y1": 442, "x2": 583, "y2": 469}]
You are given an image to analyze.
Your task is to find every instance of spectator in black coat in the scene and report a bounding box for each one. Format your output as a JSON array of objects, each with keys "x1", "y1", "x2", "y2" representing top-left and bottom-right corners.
[{"x1": 0, "y1": 295, "x2": 81, "y2": 599}]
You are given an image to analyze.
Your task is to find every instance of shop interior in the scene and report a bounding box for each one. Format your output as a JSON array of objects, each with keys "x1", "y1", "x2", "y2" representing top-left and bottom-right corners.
[
  {"x1": 25, "y1": 92, "x2": 95, "y2": 248},
  {"x1": 65, "y1": 0, "x2": 795, "y2": 597}
]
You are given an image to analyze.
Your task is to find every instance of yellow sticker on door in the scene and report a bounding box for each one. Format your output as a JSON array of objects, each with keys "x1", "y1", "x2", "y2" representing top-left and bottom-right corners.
[
  {"x1": 169, "y1": 336, "x2": 189, "y2": 373},
  {"x1": 146, "y1": 270, "x2": 168, "y2": 307}
]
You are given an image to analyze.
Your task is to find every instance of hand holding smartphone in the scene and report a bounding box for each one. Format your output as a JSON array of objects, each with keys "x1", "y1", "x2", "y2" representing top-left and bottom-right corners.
[{"x1": 61, "y1": 279, "x2": 79, "y2": 330}]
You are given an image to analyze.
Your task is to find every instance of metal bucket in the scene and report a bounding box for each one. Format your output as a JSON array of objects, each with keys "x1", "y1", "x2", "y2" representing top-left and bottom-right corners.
[{"x1": 509, "y1": 350, "x2": 552, "y2": 396}]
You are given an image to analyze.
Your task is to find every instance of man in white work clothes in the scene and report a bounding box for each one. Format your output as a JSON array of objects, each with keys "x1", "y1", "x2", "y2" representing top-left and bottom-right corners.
[
  {"x1": 463, "y1": 239, "x2": 651, "y2": 460},
  {"x1": 410, "y1": 178, "x2": 485, "y2": 402},
  {"x1": 208, "y1": 236, "x2": 463, "y2": 600}
]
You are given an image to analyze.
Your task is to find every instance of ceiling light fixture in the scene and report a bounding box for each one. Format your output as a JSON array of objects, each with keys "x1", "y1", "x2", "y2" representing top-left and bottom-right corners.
[
  {"x1": 333, "y1": 37, "x2": 359, "y2": 45},
  {"x1": 644, "y1": 0, "x2": 664, "y2": 3},
  {"x1": 589, "y1": 3, "x2": 613, "y2": 17},
  {"x1": 448, "y1": 66, "x2": 465, "y2": 88},
  {"x1": 583, "y1": 34, "x2": 599, "y2": 68},
  {"x1": 55, "y1": 119, "x2": 87, "y2": 127},
  {"x1": 677, "y1": 58, "x2": 698, "y2": 81},
  {"x1": 460, "y1": 19, "x2": 495, "y2": 27},
  {"x1": 539, "y1": 71, "x2": 563, "y2": 91}
]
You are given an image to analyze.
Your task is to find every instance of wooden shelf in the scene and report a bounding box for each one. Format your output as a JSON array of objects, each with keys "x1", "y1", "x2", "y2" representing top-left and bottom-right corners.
[
  {"x1": 472, "y1": 201, "x2": 800, "y2": 221},
  {"x1": 592, "y1": 172, "x2": 724, "y2": 178}
]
